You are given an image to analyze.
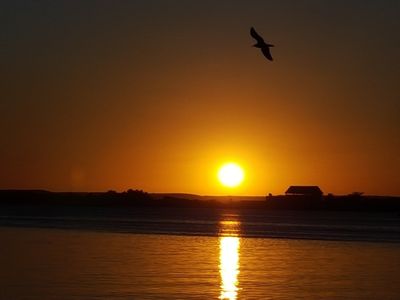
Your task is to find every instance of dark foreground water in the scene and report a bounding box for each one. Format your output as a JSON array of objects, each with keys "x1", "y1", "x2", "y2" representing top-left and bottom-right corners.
[{"x1": 1, "y1": 207, "x2": 400, "y2": 299}]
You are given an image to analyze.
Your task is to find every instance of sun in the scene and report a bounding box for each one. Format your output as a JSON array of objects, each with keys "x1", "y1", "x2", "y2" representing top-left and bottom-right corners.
[{"x1": 218, "y1": 163, "x2": 245, "y2": 188}]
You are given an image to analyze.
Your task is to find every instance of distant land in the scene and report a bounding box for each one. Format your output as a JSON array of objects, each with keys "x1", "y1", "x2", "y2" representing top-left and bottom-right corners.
[
  {"x1": 1, "y1": 189, "x2": 400, "y2": 212},
  {"x1": 152, "y1": 193, "x2": 266, "y2": 202}
]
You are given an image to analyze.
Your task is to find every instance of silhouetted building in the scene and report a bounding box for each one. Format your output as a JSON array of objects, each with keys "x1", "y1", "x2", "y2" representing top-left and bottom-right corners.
[{"x1": 285, "y1": 186, "x2": 323, "y2": 197}]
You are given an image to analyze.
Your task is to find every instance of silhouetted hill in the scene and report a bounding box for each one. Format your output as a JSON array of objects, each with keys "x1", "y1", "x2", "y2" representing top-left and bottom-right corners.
[
  {"x1": 0, "y1": 190, "x2": 399, "y2": 212},
  {"x1": 151, "y1": 193, "x2": 265, "y2": 202}
]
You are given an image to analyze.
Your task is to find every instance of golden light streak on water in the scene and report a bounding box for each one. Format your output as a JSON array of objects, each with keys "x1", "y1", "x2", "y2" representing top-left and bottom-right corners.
[{"x1": 219, "y1": 218, "x2": 240, "y2": 300}]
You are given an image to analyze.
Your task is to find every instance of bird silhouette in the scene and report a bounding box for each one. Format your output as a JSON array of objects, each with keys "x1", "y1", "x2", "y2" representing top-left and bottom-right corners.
[{"x1": 250, "y1": 27, "x2": 274, "y2": 61}]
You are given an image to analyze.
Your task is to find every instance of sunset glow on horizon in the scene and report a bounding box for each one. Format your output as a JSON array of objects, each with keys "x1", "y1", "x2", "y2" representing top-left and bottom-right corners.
[{"x1": 1, "y1": 1, "x2": 399, "y2": 196}]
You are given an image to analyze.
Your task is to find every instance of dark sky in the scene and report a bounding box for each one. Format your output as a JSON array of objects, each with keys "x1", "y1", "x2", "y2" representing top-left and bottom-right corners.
[{"x1": 1, "y1": 1, "x2": 399, "y2": 195}]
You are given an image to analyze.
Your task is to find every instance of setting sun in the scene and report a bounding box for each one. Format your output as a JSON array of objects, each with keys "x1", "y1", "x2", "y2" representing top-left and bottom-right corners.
[{"x1": 218, "y1": 163, "x2": 245, "y2": 188}]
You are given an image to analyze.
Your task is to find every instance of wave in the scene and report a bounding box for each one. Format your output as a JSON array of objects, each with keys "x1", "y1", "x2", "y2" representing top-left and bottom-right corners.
[{"x1": 1, "y1": 208, "x2": 399, "y2": 243}]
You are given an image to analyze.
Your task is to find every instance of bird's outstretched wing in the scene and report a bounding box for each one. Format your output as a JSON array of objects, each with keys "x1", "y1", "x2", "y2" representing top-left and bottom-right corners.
[
  {"x1": 250, "y1": 27, "x2": 264, "y2": 43},
  {"x1": 261, "y1": 47, "x2": 273, "y2": 61}
]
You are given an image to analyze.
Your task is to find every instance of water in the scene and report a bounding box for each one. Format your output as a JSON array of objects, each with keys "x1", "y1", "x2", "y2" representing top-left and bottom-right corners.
[
  {"x1": 1, "y1": 206, "x2": 400, "y2": 243},
  {"x1": 1, "y1": 209, "x2": 400, "y2": 299}
]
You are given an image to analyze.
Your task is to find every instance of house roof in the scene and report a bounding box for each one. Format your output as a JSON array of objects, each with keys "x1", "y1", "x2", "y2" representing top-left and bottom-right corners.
[{"x1": 285, "y1": 186, "x2": 323, "y2": 195}]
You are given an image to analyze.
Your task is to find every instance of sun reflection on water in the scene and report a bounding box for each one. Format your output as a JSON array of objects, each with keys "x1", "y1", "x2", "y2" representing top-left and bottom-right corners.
[{"x1": 219, "y1": 219, "x2": 240, "y2": 300}]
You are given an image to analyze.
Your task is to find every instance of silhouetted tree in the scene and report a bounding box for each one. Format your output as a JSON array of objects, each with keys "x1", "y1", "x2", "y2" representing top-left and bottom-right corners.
[{"x1": 125, "y1": 189, "x2": 151, "y2": 201}]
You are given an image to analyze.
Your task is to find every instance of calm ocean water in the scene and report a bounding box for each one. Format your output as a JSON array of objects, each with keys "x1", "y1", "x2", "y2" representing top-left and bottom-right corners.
[{"x1": 1, "y1": 208, "x2": 400, "y2": 299}]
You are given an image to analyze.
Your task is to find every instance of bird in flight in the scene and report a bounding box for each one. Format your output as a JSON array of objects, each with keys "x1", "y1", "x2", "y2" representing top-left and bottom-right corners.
[{"x1": 250, "y1": 27, "x2": 274, "y2": 61}]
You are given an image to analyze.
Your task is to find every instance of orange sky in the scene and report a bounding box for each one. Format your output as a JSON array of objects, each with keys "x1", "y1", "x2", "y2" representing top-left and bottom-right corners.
[{"x1": 1, "y1": 1, "x2": 399, "y2": 195}]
